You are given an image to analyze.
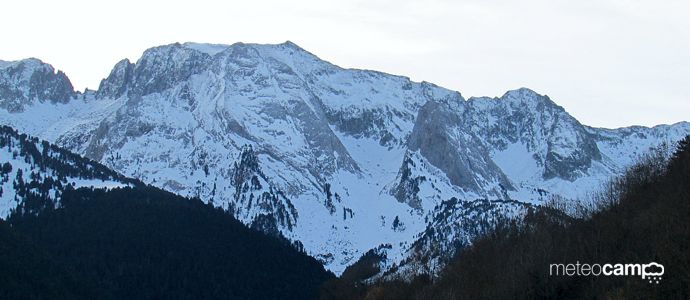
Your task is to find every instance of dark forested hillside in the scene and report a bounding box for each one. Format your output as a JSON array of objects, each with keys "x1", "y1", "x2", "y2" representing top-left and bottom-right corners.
[
  {"x1": 0, "y1": 218, "x2": 99, "y2": 299},
  {"x1": 5, "y1": 185, "x2": 333, "y2": 299},
  {"x1": 328, "y1": 136, "x2": 690, "y2": 299},
  {"x1": 0, "y1": 125, "x2": 333, "y2": 299}
]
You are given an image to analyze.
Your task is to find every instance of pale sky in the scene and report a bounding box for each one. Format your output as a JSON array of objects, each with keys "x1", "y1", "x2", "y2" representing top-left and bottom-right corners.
[{"x1": 1, "y1": 0, "x2": 688, "y2": 128}]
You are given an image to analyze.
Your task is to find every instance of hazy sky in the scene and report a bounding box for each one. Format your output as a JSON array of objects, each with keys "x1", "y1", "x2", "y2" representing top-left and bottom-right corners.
[{"x1": 1, "y1": 0, "x2": 688, "y2": 128}]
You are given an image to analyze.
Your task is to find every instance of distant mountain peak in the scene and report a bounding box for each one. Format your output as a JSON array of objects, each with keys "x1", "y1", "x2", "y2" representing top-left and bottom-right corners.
[
  {"x1": 503, "y1": 87, "x2": 541, "y2": 97},
  {"x1": 0, "y1": 58, "x2": 74, "y2": 111},
  {"x1": 497, "y1": 87, "x2": 559, "y2": 108}
]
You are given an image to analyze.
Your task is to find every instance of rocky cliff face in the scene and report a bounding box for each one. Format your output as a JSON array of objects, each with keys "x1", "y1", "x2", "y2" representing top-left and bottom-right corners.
[
  {"x1": 465, "y1": 89, "x2": 602, "y2": 181},
  {"x1": 407, "y1": 98, "x2": 513, "y2": 197},
  {"x1": 0, "y1": 59, "x2": 75, "y2": 112},
  {"x1": 1, "y1": 42, "x2": 688, "y2": 276}
]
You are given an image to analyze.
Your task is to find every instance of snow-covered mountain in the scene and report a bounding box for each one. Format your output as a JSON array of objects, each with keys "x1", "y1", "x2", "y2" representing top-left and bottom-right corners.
[{"x1": 1, "y1": 42, "x2": 688, "y2": 276}]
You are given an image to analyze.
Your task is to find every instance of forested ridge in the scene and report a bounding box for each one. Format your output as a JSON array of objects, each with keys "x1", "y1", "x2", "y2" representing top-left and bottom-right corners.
[
  {"x1": 1, "y1": 124, "x2": 139, "y2": 217},
  {"x1": 0, "y1": 125, "x2": 333, "y2": 299},
  {"x1": 0, "y1": 125, "x2": 135, "y2": 184},
  {"x1": 3, "y1": 186, "x2": 333, "y2": 299}
]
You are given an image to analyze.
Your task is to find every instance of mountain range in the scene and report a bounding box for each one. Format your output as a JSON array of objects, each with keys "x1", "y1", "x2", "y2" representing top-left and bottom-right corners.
[{"x1": 1, "y1": 41, "x2": 688, "y2": 277}]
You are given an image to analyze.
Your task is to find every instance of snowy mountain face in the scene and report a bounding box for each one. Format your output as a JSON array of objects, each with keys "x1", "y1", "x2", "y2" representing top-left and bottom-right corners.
[{"x1": 1, "y1": 42, "x2": 688, "y2": 276}]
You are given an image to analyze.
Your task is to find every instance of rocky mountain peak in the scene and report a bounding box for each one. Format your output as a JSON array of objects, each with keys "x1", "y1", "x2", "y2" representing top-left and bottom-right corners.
[
  {"x1": 0, "y1": 58, "x2": 74, "y2": 112},
  {"x1": 465, "y1": 88, "x2": 602, "y2": 181},
  {"x1": 501, "y1": 87, "x2": 551, "y2": 103},
  {"x1": 96, "y1": 58, "x2": 134, "y2": 99}
]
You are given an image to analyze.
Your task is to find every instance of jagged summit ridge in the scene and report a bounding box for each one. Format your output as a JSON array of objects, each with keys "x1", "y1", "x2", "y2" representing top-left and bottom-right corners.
[
  {"x1": 0, "y1": 58, "x2": 75, "y2": 112},
  {"x1": 1, "y1": 42, "x2": 688, "y2": 276},
  {"x1": 465, "y1": 87, "x2": 603, "y2": 181}
]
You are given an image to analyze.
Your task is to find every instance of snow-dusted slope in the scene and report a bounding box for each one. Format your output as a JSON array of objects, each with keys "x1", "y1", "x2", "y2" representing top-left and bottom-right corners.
[
  {"x1": 391, "y1": 198, "x2": 533, "y2": 277},
  {"x1": 0, "y1": 42, "x2": 688, "y2": 276},
  {"x1": 0, "y1": 125, "x2": 133, "y2": 218}
]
